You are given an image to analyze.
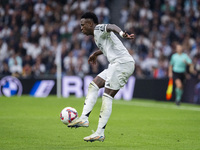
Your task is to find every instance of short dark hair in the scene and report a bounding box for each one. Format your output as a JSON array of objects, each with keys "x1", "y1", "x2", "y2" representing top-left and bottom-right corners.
[{"x1": 81, "y1": 12, "x2": 98, "y2": 24}]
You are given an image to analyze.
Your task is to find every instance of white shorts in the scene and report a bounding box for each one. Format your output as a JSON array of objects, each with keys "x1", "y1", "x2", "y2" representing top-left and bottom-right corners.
[{"x1": 97, "y1": 61, "x2": 135, "y2": 90}]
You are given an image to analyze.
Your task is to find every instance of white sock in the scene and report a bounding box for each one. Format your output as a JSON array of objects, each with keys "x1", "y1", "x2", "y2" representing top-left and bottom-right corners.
[
  {"x1": 96, "y1": 93, "x2": 113, "y2": 135},
  {"x1": 80, "y1": 81, "x2": 99, "y2": 120}
]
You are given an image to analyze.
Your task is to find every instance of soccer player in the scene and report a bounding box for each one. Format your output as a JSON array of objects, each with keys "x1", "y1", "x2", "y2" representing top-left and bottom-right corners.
[
  {"x1": 168, "y1": 43, "x2": 194, "y2": 105},
  {"x1": 68, "y1": 12, "x2": 135, "y2": 142}
]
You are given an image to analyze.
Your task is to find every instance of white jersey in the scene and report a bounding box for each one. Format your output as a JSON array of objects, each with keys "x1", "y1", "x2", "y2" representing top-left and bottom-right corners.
[{"x1": 94, "y1": 24, "x2": 134, "y2": 64}]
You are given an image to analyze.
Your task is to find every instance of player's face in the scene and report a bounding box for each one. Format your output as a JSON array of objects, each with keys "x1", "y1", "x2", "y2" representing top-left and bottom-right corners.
[
  {"x1": 80, "y1": 19, "x2": 93, "y2": 35},
  {"x1": 176, "y1": 45, "x2": 183, "y2": 53}
]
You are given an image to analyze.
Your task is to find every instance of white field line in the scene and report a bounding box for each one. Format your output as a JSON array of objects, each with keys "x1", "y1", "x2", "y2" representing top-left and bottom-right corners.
[{"x1": 113, "y1": 101, "x2": 200, "y2": 112}]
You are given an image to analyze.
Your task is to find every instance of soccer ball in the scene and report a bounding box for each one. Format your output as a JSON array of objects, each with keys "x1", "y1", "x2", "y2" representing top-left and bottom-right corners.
[{"x1": 60, "y1": 107, "x2": 78, "y2": 125}]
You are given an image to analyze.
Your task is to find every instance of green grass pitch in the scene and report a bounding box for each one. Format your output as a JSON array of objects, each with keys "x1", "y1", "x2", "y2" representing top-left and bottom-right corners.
[{"x1": 0, "y1": 96, "x2": 200, "y2": 150}]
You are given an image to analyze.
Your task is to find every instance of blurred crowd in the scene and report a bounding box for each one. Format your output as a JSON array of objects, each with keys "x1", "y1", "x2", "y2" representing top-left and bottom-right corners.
[
  {"x1": 120, "y1": 0, "x2": 200, "y2": 79},
  {"x1": 0, "y1": 0, "x2": 200, "y2": 79}
]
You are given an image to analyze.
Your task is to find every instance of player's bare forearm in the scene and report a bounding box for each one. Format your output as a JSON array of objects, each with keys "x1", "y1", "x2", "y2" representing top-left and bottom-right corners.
[
  {"x1": 168, "y1": 65, "x2": 173, "y2": 78},
  {"x1": 106, "y1": 24, "x2": 134, "y2": 39},
  {"x1": 88, "y1": 50, "x2": 103, "y2": 65},
  {"x1": 93, "y1": 50, "x2": 103, "y2": 56},
  {"x1": 189, "y1": 64, "x2": 196, "y2": 75}
]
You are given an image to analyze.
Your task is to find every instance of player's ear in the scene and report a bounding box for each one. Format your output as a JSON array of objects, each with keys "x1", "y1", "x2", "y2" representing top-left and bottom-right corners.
[{"x1": 88, "y1": 19, "x2": 93, "y2": 27}]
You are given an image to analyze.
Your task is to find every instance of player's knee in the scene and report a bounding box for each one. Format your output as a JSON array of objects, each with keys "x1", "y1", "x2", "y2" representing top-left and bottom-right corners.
[
  {"x1": 89, "y1": 81, "x2": 99, "y2": 90},
  {"x1": 104, "y1": 88, "x2": 118, "y2": 98}
]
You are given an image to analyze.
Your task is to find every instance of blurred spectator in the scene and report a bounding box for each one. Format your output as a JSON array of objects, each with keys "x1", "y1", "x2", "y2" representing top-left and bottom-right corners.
[
  {"x1": 160, "y1": 40, "x2": 172, "y2": 58},
  {"x1": 32, "y1": 57, "x2": 46, "y2": 77},
  {"x1": 31, "y1": 18, "x2": 45, "y2": 35},
  {"x1": 15, "y1": 40, "x2": 27, "y2": 57},
  {"x1": 120, "y1": 5, "x2": 129, "y2": 25},
  {"x1": 0, "y1": 38, "x2": 9, "y2": 63},
  {"x1": 63, "y1": 51, "x2": 77, "y2": 75},
  {"x1": 1, "y1": 61, "x2": 11, "y2": 75},
  {"x1": 89, "y1": 60, "x2": 104, "y2": 77},
  {"x1": 193, "y1": 48, "x2": 200, "y2": 79},
  {"x1": 140, "y1": 51, "x2": 158, "y2": 77},
  {"x1": 57, "y1": 38, "x2": 70, "y2": 62},
  {"x1": 8, "y1": 52, "x2": 23, "y2": 76},
  {"x1": 190, "y1": 38, "x2": 200, "y2": 57},
  {"x1": 23, "y1": 41, "x2": 42, "y2": 60},
  {"x1": 22, "y1": 63, "x2": 32, "y2": 78},
  {"x1": 75, "y1": 50, "x2": 89, "y2": 78},
  {"x1": 23, "y1": 55, "x2": 33, "y2": 67},
  {"x1": 71, "y1": 0, "x2": 89, "y2": 12},
  {"x1": 34, "y1": 0, "x2": 46, "y2": 19},
  {"x1": 39, "y1": 32, "x2": 51, "y2": 49},
  {"x1": 134, "y1": 65, "x2": 145, "y2": 79},
  {"x1": 94, "y1": 0, "x2": 110, "y2": 23},
  {"x1": 153, "y1": 57, "x2": 168, "y2": 78},
  {"x1": 0, "y1": 0, "x2": 200, "y2": 80},
  {"x1": 81, "y1": 36, "x2": 95, "y2": 57},
  {"x1": 139, "y1": 2, "x2": 153, "y2": 21},
  {"x1": 0, "y1": 24, "x2": 11, "y2": 41}
]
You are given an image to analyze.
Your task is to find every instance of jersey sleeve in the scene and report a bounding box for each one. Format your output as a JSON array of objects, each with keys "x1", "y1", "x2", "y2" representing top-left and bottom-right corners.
[{"x1": 185, "y1": 54, "x2": 192, "y2": 64}]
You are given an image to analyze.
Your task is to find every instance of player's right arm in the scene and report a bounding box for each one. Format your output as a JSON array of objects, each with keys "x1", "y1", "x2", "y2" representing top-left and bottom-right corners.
[
  {"x1": 88, "y1": 50, "x2": 103, "y2": 65},
  {"x1": 106, "y1": 24, "x2": 134, "y2": 39},
  {"x1": 168, "y1": 55, "x2": 174, "y2": 78},
  {"x1": 168, "y1": 65, "x2": 173, "y2": 78}
]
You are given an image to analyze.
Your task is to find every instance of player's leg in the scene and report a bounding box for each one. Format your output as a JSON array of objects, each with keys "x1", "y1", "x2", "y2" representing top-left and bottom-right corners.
[
  {"x1": 96, "y1": 88, "x2": 118, "y2": 134},
  {"x1": 84, "y1": 61, "x2": 135, "y2": 142},
  {"x1": 84, "y1": 88, "x2": 118, "y2": 142},
  {"x1": 175, "y1": 78, "x2": 183, "y2": 105},
  {"x1": 68, "y1": 76, "x2": 105, "y2": 128},
  {"x1": 80, "y1": 76, "x2": 105, "y2": 119}
]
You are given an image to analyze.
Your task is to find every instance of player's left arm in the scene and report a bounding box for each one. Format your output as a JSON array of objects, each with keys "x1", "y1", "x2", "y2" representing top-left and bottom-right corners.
[
  {"x1": 88, "y1": 50, "x2": 103, "y2": 65},
  {"x1": 188, "y1": 63, "x2": 196, "y2": 75},
  {"x1": 184, "y1": 55, "x2": 196, "y2": 74},
  {"x1": 106, "y1": 24, "x2": 134, "y2": 39}
]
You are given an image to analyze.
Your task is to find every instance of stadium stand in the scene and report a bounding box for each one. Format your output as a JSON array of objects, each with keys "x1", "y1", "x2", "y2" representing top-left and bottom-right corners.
[{"x1": 0, "y1": 0, "x2": 200, "y2": 80}]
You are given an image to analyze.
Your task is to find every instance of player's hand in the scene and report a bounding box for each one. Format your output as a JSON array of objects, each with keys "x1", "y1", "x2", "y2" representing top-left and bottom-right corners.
[
  {"x1": 168, "y1": 72, "x2": 173, "y2": 78},
  {"x1": 123, "y1": 32, "x2": 134, "y2": 39},
  {"x1": 88, "y1": 53, "x2": 97, "y2": 65},
  {"x1": 183, "y1": 59, "x2": 187, "y2": 64}
]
